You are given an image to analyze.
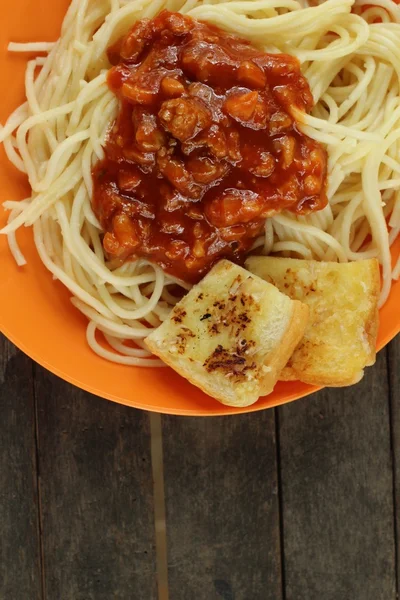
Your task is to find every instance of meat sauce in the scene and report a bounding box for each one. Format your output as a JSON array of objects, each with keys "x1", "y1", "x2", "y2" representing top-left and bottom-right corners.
[{"x1": 92, "y1": 10, "x2": 327, "y2": 283}]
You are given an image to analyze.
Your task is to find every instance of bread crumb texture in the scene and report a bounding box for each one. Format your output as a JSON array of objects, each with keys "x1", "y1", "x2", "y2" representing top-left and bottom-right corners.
[
  {"x1": 145, "y1": 259, "x2": 307, "y2": 406},
  {"x1": 246, "y1": 256, "x2": 380, "y2": 386}
]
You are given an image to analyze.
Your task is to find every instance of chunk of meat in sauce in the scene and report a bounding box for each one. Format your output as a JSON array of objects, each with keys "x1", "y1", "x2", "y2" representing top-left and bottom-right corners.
[
  {"x1": 92, "y1": 10, "x2": 327, "y2": 283},
  {"x1": 132, "y1": 107, "x2": 166, "y2": 151},
  {"x1": 187, "y1": 156, "x2": 229, "y2": 184},
  {"x1": 159, "y1": 98, "x2": 211, "y2": 141},
  {"x1": 224, "y1": 90, "x2": 269, "y2": 129},
  {"x1": 237, "y1": 61, "x2": 267, "y2": 89},
  {"x1": 157, "y1": 147, "x2": 202, "y2": 199},
  {"x1": 206, "y1": 189, "x2": 276, "y2": 228}
]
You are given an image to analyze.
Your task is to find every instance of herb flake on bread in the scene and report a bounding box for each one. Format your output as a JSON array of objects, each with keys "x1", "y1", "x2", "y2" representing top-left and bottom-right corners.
[{"x1": 145, "y1": 260, "x2": 309, "y2": 406}]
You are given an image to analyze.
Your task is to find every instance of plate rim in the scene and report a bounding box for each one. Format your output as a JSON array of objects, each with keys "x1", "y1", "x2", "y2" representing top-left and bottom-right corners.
[
  {"x1": 1, "y1": 316, "x2": 398, "y2": 416},
  {"x1": 0, "y1": 0, "x2": 399, "y2": 416}
]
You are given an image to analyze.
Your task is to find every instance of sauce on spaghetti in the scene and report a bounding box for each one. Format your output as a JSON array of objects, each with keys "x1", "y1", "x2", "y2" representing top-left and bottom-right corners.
[{"x1": 92, "y1": 10, "x2": 327, "y2": 282}]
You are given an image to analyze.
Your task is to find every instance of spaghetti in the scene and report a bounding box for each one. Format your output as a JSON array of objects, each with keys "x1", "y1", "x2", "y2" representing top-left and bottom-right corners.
[{"x1": 1, "y1": 0, "x2": 399, "y2": 365}]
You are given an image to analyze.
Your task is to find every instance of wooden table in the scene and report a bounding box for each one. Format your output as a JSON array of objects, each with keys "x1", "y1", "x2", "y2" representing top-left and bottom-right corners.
[{"x1": 0, "y1": 333, "x2": 398, "y2": 600}]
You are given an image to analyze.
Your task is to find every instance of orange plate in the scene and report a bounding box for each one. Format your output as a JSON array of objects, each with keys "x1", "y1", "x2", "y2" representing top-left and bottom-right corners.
[{"x1": 0, "y1": 0, "x2": 399, "y2": 416}]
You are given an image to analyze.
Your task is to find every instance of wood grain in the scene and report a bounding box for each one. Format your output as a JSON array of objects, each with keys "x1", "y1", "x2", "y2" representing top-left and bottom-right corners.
[
  {"x1": 388, "y1": 335, "x2": 400, "y2": 589},
  {"x1": 277, "y1": 347, "x2": 396, "y2": 600},
  {"x1": 34, "y1": 365, "x2": 157, "y2": 600},
  {"x1": 162, "y1": 412, "x2": 282, "y2": 600},
  {"x1": 0, "y1": 336, "x2": 42, "y2": 599}
]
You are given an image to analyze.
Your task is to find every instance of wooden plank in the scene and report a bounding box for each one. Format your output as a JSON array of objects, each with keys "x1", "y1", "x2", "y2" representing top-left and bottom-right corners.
[
  {"x1": 162, "y1": 412, "x2": 282, "y2": 600},
  {"x1": 0, "y1": 336, "x2": 42, "y2": 599},
  {"x1": 34, "y1": 365, "x2": 157, "y2": 600},
  {"x1": 278, "y1": 347, "x2": 396, "y2": 600},
  {"x1": 388, "y1": 335, "x2": 400, "y2": 590}
]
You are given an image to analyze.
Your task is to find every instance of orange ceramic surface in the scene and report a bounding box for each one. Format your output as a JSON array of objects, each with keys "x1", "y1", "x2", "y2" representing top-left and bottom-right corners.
[{"x1": 0, "y1": 0, "x2": 399, "y2": 416}]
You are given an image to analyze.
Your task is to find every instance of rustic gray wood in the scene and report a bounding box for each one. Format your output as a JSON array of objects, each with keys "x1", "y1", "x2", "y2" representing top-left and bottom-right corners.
[
  {"x1": 277, "y1": 346, "x2": 396, "y2": 600},
  {"x1": 388, "y1": 335, "x2": 400, "y2": 587},
  {"x1": 34, "y1": 365, "x2": 157, "y2": 600},
  {"x1": 1, "y1": 331, "x2": 398, "y2": 600},
  {"x1": 0, "y1": 336, "x2": 42, "y2": 599},
  {"x1": 162, "y1": 412, "x2": 282, "y2": 600}
]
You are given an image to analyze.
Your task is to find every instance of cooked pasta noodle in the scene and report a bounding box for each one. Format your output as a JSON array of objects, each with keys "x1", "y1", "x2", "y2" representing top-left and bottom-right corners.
[{"x1": 0, "y1": 0, "x2": 399, "y2": 364}]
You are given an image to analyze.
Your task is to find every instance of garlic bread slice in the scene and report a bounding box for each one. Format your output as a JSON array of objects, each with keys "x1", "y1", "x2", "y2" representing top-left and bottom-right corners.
[
  {"x1": 145, "y1": 260, "x2": 309, "y2": 407},
  {"x1": 245, "y1": 256, "x2": 380, "y2": 387}
]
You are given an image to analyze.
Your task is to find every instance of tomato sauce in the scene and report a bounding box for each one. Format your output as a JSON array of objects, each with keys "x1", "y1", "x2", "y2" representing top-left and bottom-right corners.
[{"x1": 92, "y1": 10, "x2": 327, "y2": 283}]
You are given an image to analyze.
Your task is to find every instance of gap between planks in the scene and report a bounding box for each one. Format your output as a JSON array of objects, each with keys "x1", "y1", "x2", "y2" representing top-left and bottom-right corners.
[
  {"x1": 150, "y1": 412, "x2": 169, "y2": 600},
  {"x1": 32, "y1": 363, "x2": 46, "y2": 600}
]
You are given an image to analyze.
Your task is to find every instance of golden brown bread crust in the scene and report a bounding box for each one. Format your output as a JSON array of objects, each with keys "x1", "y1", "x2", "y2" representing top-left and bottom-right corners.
[
  {"x1": 364, "y1": 275, "x2": 380, "y2": 367},
  {"x1": 278, "y1": 364, "x2": 364, "y2": 387},
  {"x1": 261, "y1": 300, "x2": 309, "y2": 394},
  {"x1": 246, "y1": 256, "x2": 380, "y2": 388},
  {"x1": 145, "y1": 259, "x2": 309, "y2": 406},
  {"x1": 145, "y1": 336, "x2": 261, "y2": 407}
]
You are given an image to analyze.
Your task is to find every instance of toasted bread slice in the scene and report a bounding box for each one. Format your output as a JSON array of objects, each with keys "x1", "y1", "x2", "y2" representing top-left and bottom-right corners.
[
  {"x1": 245, "y1": 256, "x2": 380, "y2": 387},
  {"x1": 145, "y1": 260, "x2": 309, "y2": 407}
]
